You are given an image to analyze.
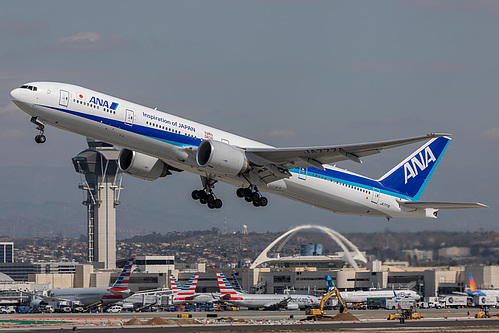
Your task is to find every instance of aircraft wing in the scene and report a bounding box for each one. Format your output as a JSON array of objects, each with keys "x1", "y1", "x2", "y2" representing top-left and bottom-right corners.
[
  {"x1": 399, "y1": 202, "x2": 488, "y2": 209},
  {"x1": 244, "y1": 133, "x2": 448, "y2": 183},
  {"x1": 263, "y1": 297, "x2": 291, "y2": 309}
]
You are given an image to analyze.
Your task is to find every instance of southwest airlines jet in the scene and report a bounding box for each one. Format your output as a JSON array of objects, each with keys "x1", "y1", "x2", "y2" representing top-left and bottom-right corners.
[
  {"x1": 468, "y1": 273, "x2": 499, "y2": 299},
  {"x1": 10, "y1": 82, "x2": 486, "y2": 218}
]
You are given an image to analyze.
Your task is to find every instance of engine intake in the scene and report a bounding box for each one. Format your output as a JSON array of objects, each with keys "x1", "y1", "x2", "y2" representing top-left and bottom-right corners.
[
  {"x1": 118, "y1": 149, "x2": 170, "y2": 181},
  {"x1": 196, "y1": 140, "x2": 249, "y2": 175}
]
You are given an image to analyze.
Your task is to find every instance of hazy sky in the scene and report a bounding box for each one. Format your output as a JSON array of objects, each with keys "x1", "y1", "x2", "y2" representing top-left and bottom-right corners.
[{"x1": 0, "y1": 1, "x2": 497, "y2": 234}]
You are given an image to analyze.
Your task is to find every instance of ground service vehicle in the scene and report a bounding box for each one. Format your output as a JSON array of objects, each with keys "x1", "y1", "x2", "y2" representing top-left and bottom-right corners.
[
  {"x1": 475, "y1": 309, "x2": 499, "y2": 318},
  {"x1": 0, "y1": 306, "x2": 16, "y2": 314},
  {"x1": 305, "y1": 281, "x2": 347, "y2": 320},
  {"x1": 387, "y1": 308, "x2": 423, "y2": 321}
]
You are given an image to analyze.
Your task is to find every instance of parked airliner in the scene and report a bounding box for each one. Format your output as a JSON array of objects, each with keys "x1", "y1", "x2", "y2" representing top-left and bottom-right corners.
[
  {"x1": 217, "y1": 271, "x2": 319, "y2": 310},
  {"x1": 325, "y1": 275, "x2": 420, "y2": 303},
  {"x1": 29, "y1": 258, "x2": 134, "y2": 307},
  {"x1": 468, "y1": 273, "x2": 499, "y2": 299},
  {"x1": 10, "y1": 82, "x2": 486, "y2": 217}
]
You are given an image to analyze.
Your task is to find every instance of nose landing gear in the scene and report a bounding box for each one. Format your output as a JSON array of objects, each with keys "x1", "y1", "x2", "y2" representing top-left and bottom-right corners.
[{"x1": 31, "y1": 117, "x2": 46, "y2": 144}]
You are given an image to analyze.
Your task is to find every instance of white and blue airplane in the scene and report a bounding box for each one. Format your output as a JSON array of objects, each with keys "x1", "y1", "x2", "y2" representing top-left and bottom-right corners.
[{"x1": 10, "y1": 82, "x2": 486, "y2": 218}]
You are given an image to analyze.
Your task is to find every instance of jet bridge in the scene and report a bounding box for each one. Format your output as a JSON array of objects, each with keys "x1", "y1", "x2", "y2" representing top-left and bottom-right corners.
[{"x1": 72, "y1": 139, "x2": 123, "y2": 269}]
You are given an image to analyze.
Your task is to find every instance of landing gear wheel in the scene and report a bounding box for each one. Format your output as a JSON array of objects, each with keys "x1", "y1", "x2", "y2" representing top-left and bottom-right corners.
[
  {"x1": 35, "y1": 134, "x2": 46, "y2": 144},
  {"x1": 192, "y1": 190, "x2": 200, "y2": 200},
  {"x1": 242, "y1": 188, "x2": 252, "y2": 197},
  {"x1": 200, "y1": 198, "x2": 207, "y2": 205},
  {"x1": 236, "y1": 188, "x2": 245, "y2": 198},
  {"x1": 259, "y1": 197, "x2": 268, "y2": 207},
  {"x1": 252, "y1": 200, "x2": 261, "y2": 207},
  {"x1": 244, "y1": 196, "x2": 253, "y2": 202},
  {"x1": 251, "y1": 192, "x2": 261, "y2": 202},
  {"x1": 207, "y1": 202, "x2": 215, "y2": 209},
  {"x1": 207, "y1": 194, "x2": 215, "y2": 204},
  {"x1": 214, "y1": 199, "x2": 223, "y2": 209}
]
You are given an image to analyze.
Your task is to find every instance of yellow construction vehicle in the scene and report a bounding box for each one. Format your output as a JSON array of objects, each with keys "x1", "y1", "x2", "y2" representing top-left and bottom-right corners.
[
  {"x1": 475, "y1": 308, "x2": 499, "y2": 318},
  {"x1": 387, "y1": 308, "x2": 423, "y2": 321},
  {"x1": 305, "y1": 280, "x2": 347, "y2": 320}
]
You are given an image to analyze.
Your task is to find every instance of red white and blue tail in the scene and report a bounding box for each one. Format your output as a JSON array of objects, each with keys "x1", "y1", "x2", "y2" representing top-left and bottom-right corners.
[
  {"x1": 231, "y1": 273, "x2": 245, "y2": 293},
  {"x1": 172, "y1": 273, "x2": 199, "y2": 303},
  {"x1": 216, "y1": 271, "x2": 243, "y2": 300},
  {"x1": 110, "y1": 257, "x2": 134, "y2": 294},
  {"x1": 169, "y1": 274, "x2": 182, "y2": 294}
]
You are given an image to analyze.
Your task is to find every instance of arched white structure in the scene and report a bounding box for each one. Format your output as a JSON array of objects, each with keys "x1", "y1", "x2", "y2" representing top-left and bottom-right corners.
[{"x1": 250, "y1": 225, "x2": 367, "y2": 270}]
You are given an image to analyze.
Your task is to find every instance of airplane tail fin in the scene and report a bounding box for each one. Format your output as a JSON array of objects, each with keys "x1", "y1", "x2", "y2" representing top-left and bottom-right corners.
[
  {"x1": 172, "y1": 273, "x2": 199, "y2": 303},
  {"x1": 469, "y1": 273, "x2": 477, "y2": 292},
  {"x1": 231, "y1": 273, "x2": 244, "y2": 293},
  {"x1": 169, "y1": 274, "x2": 182, "y2": 294},
  {"x1": 216, "y1": 271, "x2": 240, "y2": 297},
  {"x1": 378, "y1": 136, "x2": 451, "y2": 199},
  {"x1": 111, "y1": 258, "x2": 134, "y2": 290},
  {"x1": 325, "y1": 275, "x2": 334, "y2": 292},
  {"x1": 181, "y1": 273, "x2": 199, "y2": 292}
]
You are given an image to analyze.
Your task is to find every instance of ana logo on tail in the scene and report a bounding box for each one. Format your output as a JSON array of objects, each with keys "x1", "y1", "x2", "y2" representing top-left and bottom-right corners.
[{"x1": 404, "y1": 147, "x2": 436, "y2": 184}]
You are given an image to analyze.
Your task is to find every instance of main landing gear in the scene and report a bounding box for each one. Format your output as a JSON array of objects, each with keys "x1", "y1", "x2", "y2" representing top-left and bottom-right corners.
[
  {"x1": 31, "y1": 116, "x2": 46, "y2": 144},
  {"x1": 236, "y1": 187, "x2": 268, "y2": 208},
  {"x1": 192, "y1": 177, "x2": 223, "y2": 209}
]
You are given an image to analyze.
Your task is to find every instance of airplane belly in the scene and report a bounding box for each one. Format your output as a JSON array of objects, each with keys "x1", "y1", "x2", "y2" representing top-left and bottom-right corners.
[{"x1": 278, "y1": 176, "x2": 387, "y2": 217}]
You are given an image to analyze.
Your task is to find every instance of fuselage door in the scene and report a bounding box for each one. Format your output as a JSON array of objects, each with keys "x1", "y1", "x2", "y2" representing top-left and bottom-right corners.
[
  {"x1": 59, "y1": 90, "x2": 69, "y2": 107},
  {"x1": 125, "y1": 109, "x2": 134, "y2": 126},
  {"x1": 371, "y1": 188, "x2": 380, "y2": 204},
  {"x1": 298, "y1": 167, "x2": 307, "y2": 180}
]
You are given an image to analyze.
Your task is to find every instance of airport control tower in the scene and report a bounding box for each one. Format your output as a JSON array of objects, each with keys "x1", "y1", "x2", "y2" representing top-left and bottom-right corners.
[{"x1": 72, "y1": 139, "x2": 123, "y2": 269}]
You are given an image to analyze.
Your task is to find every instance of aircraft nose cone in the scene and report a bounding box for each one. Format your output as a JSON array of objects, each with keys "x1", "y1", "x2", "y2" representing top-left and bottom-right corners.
[{"x1": 10, "y1": 88, "x2": 20, "y2": 102}]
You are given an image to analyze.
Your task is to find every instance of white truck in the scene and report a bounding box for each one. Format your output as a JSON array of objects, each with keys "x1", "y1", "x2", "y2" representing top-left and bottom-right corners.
[
  {"x1": 423, "y1": 297, "x2": 445, "y2": 309},
  {"x1": 473, "y1": 295, "x2": 497, "y2": 307},
  {"x1": 382, "y1": 298, "x2": 416, "y2": 310},
  {"x1": 442, "y1": 295, "x2": 468, "y2": 308},
  {"x1": 0, "y1": 306, "x2": 16, "y2": 314}
]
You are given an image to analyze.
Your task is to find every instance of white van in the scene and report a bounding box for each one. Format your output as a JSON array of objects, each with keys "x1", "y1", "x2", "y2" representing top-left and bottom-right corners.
[{"x1": 106, "y1": 305, "x2": 122, "y2": 313}]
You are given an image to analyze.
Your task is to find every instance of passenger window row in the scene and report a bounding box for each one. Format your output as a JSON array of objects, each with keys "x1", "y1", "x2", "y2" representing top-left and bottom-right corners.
[
  {"x1": 145, "y1": 121, "x2": 198, "y2": 139},
  {"x1": 72, "y1": 99, "x2": 116, "y2": 114},
  {"x1": 310, "y1": 173, "x2": 371, "y2": 194}
]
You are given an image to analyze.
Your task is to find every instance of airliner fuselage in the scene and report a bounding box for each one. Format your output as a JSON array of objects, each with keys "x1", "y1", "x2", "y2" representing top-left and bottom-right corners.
[{"x1": 10, "y1": 82, "x2": 485, "y2": 218}]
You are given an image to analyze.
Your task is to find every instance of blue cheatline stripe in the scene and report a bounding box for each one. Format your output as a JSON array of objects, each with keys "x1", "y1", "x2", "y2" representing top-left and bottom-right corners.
[
  {"x1": 41, "y1": 104, "x2": 202, "y2": 148},
  {"x1": 290, "y1": 167, "x2": 416, "y2": 201}
]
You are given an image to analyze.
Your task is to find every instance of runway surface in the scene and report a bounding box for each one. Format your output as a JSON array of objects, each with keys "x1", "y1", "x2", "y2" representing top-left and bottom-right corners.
[{"x1": 1, "y1": 308, "x2": 499, "y2": 332}]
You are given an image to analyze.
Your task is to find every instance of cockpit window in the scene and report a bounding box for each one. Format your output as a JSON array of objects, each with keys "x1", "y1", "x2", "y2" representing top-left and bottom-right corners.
[{"x1": 20, "y1": 85, "x2": 37, "y2": 91}]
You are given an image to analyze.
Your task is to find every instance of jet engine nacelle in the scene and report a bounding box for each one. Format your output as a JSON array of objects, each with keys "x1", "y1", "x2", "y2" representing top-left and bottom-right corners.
[
  {"x1": 118, "y1": 149, "x2": 170, "y2": 181},
  {"x1": 196, "y1": 140, "x2": 249, "y2": 175},
  {"x1": 286, "y1": 303, "x2": 299, "y2": 310}
]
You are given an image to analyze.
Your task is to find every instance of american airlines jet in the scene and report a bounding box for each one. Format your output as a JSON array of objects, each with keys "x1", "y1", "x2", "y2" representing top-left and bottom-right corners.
[
  {"x1": 10, "y1": 82, "x2": 486, "y2": 217},
  {"x1": 216, "y1": 271, "x2": 319, "y2": 310},
  {"x1": 29, "y1": 258, "x2": 134, "y2": 307}
]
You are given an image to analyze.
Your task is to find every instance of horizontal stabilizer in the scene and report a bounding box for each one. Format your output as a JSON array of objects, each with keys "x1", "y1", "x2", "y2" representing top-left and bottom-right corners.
[{"x1": 399, "y1": 201, "x2": 488, "y2": 209}]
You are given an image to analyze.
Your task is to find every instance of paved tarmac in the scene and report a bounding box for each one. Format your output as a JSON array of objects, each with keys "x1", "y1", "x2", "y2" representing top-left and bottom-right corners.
[{"x1": 1, "y1": 308, "x2": 499, "y2": 332}]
